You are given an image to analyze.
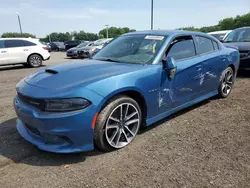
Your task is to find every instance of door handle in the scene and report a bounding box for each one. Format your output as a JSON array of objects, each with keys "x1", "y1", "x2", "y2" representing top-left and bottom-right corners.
[
  {"x1": 23, "y1": 49, "x2": 29, "y2": 51},
  {"x1": 1, "y1": 51, "x2": 7, "y2": 53}
]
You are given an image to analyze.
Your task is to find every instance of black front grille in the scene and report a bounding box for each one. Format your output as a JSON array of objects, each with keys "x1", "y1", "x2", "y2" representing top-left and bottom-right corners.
[{"x1": 18, "y1": 93, "x2": 46, "y2": 111}]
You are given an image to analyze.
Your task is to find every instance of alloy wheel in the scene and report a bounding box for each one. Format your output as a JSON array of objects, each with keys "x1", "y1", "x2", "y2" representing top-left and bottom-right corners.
[
  {"x1": 105, "y1": 103, "x2": 140, "y2": 149},
  {"x1": 221, "y1": 69, "x2": 234, "y2": 96},
  {"x1": 30, "y1": 56, "x2": 42, "y2": 67}
]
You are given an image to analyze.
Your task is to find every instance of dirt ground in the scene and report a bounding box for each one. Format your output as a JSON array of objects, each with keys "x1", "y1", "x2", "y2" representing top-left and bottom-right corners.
[{"x1": 0, "y1": 52, "x2": 250, "y2": 188}]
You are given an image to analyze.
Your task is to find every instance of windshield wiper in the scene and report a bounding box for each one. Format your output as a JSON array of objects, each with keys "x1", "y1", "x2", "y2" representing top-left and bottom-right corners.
[{"x1": 96, "y1": 58, "x2": 118, "y2": 62}]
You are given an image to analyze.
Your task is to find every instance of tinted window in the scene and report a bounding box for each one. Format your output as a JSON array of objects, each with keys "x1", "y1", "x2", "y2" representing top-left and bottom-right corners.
[
  {"x1": 5, "y1": 40, "x2": 25, "y2": 48},
  {"x1": 195, "y1": 36, "x2": 214, "y2": 55},
  {"x1": 224, "y1": 28, "x2": 250, "y2": 42},
  {"x1": 0, "y1": 40, "x2": 5, "y2": 48},
  {"x1": 212, "y1": 41, "x2": 219, "y2": 50},
  {"x1": 167, "y1": 38, "x2": 196, "y2": 61},
  {"x1": 23, "y1": 40, "x2": 36, "y2": 46}
]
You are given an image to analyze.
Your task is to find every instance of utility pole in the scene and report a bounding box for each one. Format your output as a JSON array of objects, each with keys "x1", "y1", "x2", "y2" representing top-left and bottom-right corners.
[
  {"x1": 16, "y1": 12, "x2": 23, "y2": 34},
  {"x1": 48, "y1": 34, "x2": 51, "y2": 43},
  {"x1": 105, "y1": 24, "x2": 109, "y2": 39},
  {"x1": 151, "y1": 0, "x2": 154, "y2": 30}
]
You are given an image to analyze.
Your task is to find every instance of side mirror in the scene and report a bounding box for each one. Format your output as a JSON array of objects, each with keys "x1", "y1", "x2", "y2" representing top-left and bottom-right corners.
[{"x1": 162, "y1": 56, "x2": 177, "y2": 79}]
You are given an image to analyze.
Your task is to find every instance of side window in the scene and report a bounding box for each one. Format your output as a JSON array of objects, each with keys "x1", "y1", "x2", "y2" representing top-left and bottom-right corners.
[
  {"x1": 23, "y1": 40, "x2": 36, "y2": 46},
  {"x1": 167, "y1": 36, "x2": 196, "y2": 61},
  {"x1": 0, "y1": 40, "x2": 5, "y2": 48},
  {"x1": 212, "y1": 41, "x2": 219, "y2": 50},
  {"x1": 195, "y1": 36, "x2": 214, "y2": 55},
  {"x1": 5, "y1": 40, "x2": 25, "y2": 48}
]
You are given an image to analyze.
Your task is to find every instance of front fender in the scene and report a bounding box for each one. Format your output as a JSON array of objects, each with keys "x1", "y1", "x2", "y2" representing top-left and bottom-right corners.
[{"x1": 86, "y1": 65, "x2": 162, "y2": 119}]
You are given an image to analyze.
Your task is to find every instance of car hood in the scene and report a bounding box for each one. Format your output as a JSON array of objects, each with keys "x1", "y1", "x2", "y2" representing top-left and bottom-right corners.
[
  {"x1": 223, "y1": 42, "x2": 250, "y2": 51},
  {"x1": 67, "y1": 47, "x2": 78, "y2": 52},
  {"x1": 24, "y1": 60, "x2": 144, "y2": 90},
  {"x1": 79, "y1": 45, "x2": 102, "y2": 51}
]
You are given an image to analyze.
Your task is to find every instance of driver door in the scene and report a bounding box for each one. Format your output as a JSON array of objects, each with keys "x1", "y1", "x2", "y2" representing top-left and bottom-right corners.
[{"x1": 159, "y1": 35, "x2": 204, "y2": 113}]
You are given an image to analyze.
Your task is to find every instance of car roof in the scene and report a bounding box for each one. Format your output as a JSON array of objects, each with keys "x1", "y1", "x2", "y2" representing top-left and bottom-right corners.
[
  {"x1": 0, "y1": 37, "x2": 39, "y2": 41},
  {"x1": 208, "y1": 30, "x2": 232, "y2": 34},
  {"x1": 233, "y1": 27, "x2": 250, "y2": 31},
  {"x1": 123, "y1": 30, "x2": 208, "y2": 37}
]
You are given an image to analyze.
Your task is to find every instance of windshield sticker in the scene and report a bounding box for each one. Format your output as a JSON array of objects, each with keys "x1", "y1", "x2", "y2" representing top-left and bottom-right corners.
[{"x1": 145, "y1": 35, "x2": 164, "y2": 40}]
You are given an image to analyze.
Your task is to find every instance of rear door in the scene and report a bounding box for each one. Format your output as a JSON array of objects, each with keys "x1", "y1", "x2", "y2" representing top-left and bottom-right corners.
[
  {"x1": 0, "y1": 40, "x2": 9, "y2": 65},
  {"x1": 5, "y1": 39, "x2": 30, "y2": 64},
  {"x1": 194, "y1": 36, "x2": 222, "y2": 93}
]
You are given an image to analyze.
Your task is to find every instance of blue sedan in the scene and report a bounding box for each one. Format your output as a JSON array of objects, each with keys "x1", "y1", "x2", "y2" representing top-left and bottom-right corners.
[{"x1": 14, "y1": 30, "x2": 240, "y2": 153}]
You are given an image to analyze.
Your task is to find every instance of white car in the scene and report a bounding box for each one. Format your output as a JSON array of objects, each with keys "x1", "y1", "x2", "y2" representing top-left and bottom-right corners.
[
  {"x1": 208, "y1": 30, "x2": 232, "y2": 41},
  {"x1": 0, "y1": 38, "x2": 50, "y2": 68}
]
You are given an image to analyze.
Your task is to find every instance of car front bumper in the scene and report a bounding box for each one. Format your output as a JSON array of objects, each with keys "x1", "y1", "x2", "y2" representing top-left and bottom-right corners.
[
  {"x1": 67, "y1": 51, "x2": 78, "y2": 58},
  {"x1": 13, "y1": 80, "x2": 104, "y2": 153}
]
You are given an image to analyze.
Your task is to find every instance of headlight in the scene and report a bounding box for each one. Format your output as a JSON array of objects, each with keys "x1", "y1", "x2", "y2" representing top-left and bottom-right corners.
[
  {"x1": 90, "y1": 47, "x2": 96, "y2": 52},
  {"x1": 44, "y1": 98, "x2": 90, "y2": 112}
]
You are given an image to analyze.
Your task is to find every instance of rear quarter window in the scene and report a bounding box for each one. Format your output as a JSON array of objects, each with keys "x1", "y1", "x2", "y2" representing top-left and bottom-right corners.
[
  {"x1": 212, "y1": 41, "x2": 219, "y2": 51},
  {"x1": 23, "y1": 40, "x2": 37, "y2": 46}
]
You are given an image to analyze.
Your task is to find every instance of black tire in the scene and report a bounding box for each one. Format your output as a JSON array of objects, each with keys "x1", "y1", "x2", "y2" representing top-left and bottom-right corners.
[
  {"x1": 218, "y1": 66, "x2": 235, "y2": 98},
  {"x1": 94, "y1": 95, "x2": 142, "y2": 152},
  {"x1": 28, "y1": 54, "x2": 43, "y2": 68}
]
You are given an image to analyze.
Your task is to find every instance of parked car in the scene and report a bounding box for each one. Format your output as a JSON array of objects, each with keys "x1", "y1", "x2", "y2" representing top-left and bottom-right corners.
[
  {"x1": 14, "y1": 30, "x2": 239, "y2": 153},
  {"x1": 208, "y1": 30, "x2": 232, "y2": 41},
  {"x1": 49, "y1": 42, "x2": 65, "y2": 51},
  {"x1": 77, "y1": 38, "x2": 113, "y2": 58},
  {"x1": 0, "y1": 38, "x2": 50, "y2": 67},
  {"x1": 64, "y1": 40, "x2": 81, "y2": 51},
  {"x1": 41, "y1": 42, "x2": 51, "y2": 52},
  {"x1": 66, "y1": 41, "x2": 93, "y2": 58},
  {"x1": 223, "y1": 27, "x2": 250, "y2": 69},
  {"x1": 91, "y1": 39, "x2": 114, "y2": 56}
]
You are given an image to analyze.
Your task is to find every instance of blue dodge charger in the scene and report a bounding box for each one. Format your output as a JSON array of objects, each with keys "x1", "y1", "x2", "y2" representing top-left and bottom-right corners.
[{"x1": 14, "y1": 30, "x2": 240, "y2": 153}]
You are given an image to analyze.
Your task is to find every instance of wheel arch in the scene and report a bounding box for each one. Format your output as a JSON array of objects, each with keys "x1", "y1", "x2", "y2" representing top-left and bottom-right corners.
[
  {"x1": 27, "y1": 53, "x2": 44, "y2": 62},
  {"x1": 228, "y1": 64, "x2": 235, "y2": 74},
  {"x1": 97, "y1": 89, "x2": 148, "y2": 126}
]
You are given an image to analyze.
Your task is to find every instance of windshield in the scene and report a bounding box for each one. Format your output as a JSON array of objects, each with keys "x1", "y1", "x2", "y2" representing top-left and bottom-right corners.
[
  {"x1": 76, "y1": 42, "x2": 89, "y2": 48},
  {"x1": 93, "y1": 39, "x2": 107, "y2": 46},
  {"x1": 210, "y1": 34, "x2": 225, "y2": 40},
  {"x1": 93, "y1": 35, "x2": 167, "y2": 64},
  {"x1": 224, "y1": 28, "x2": 250, "y2": 42}
]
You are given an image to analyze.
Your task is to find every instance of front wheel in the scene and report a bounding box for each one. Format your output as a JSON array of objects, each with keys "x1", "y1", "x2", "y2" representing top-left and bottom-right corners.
[
  {"x1": 94, "y1": 96, "x2": 142, "y2": 152},
  {"x1": 218, "y1": 67, "x2": 235, "y2": 98}
]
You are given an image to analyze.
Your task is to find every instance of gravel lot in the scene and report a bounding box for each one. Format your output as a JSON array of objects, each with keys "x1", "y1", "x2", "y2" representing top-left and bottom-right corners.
[{"x1": 0, "y1": 52, "x2": 250, "y2": 188}]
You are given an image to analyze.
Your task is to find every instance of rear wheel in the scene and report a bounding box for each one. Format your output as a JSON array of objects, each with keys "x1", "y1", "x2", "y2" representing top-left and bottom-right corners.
[
  {"x1": 28, "y1": 54, "x2": 43, "y2": 68},
  {"x1": 218, "y1": 67, "x2": 235, "y2": 98},
  {"x1": 94, "y1": 96, "x2": 142, "y2": 152}
]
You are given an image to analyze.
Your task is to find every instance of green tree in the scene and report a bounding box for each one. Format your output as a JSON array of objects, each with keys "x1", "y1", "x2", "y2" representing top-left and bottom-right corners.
[
  {"x1": 44, "y1": 32, "x2": 72, "y2": 42},
  {"x1": 1, "y1": 32, "x2": 36, "y2": 38},
  {"x1": 181, "y1": 12, "x2": 250, "y2": 33},
  {"x1": 99, "y1": 27, "x2": 136, "y2": 38}
]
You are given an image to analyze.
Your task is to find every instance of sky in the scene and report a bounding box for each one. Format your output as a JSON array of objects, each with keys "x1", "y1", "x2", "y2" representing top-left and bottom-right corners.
[{"x1": 0, "y1": 0, "x2": 249, "y2": 37}]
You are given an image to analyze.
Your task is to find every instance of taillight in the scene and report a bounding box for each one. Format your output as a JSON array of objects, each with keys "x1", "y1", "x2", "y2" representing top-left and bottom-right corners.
[{"x1": 43, "y1": 47, "x2": 48, "y2": 51}]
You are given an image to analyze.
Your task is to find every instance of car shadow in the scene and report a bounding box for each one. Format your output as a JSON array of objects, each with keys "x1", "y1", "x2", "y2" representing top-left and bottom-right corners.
[
  {"x1": 0, "y1": 98, "x2": 212, "y2": 167},
  {"x1": 0, "y1": 118, "x2": 103, "y2": 167},
  {"x1": 0, "y1": 65, "x2": 46, "y2": 71},
  {"x1": 139, "y1": 99, "x2": 211, "y2": 134}
]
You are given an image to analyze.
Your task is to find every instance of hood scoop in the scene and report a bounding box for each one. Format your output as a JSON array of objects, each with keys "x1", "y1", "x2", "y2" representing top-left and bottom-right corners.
[{"x1": 45, "y1": 69, "x2": 58, "y2": 74}]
